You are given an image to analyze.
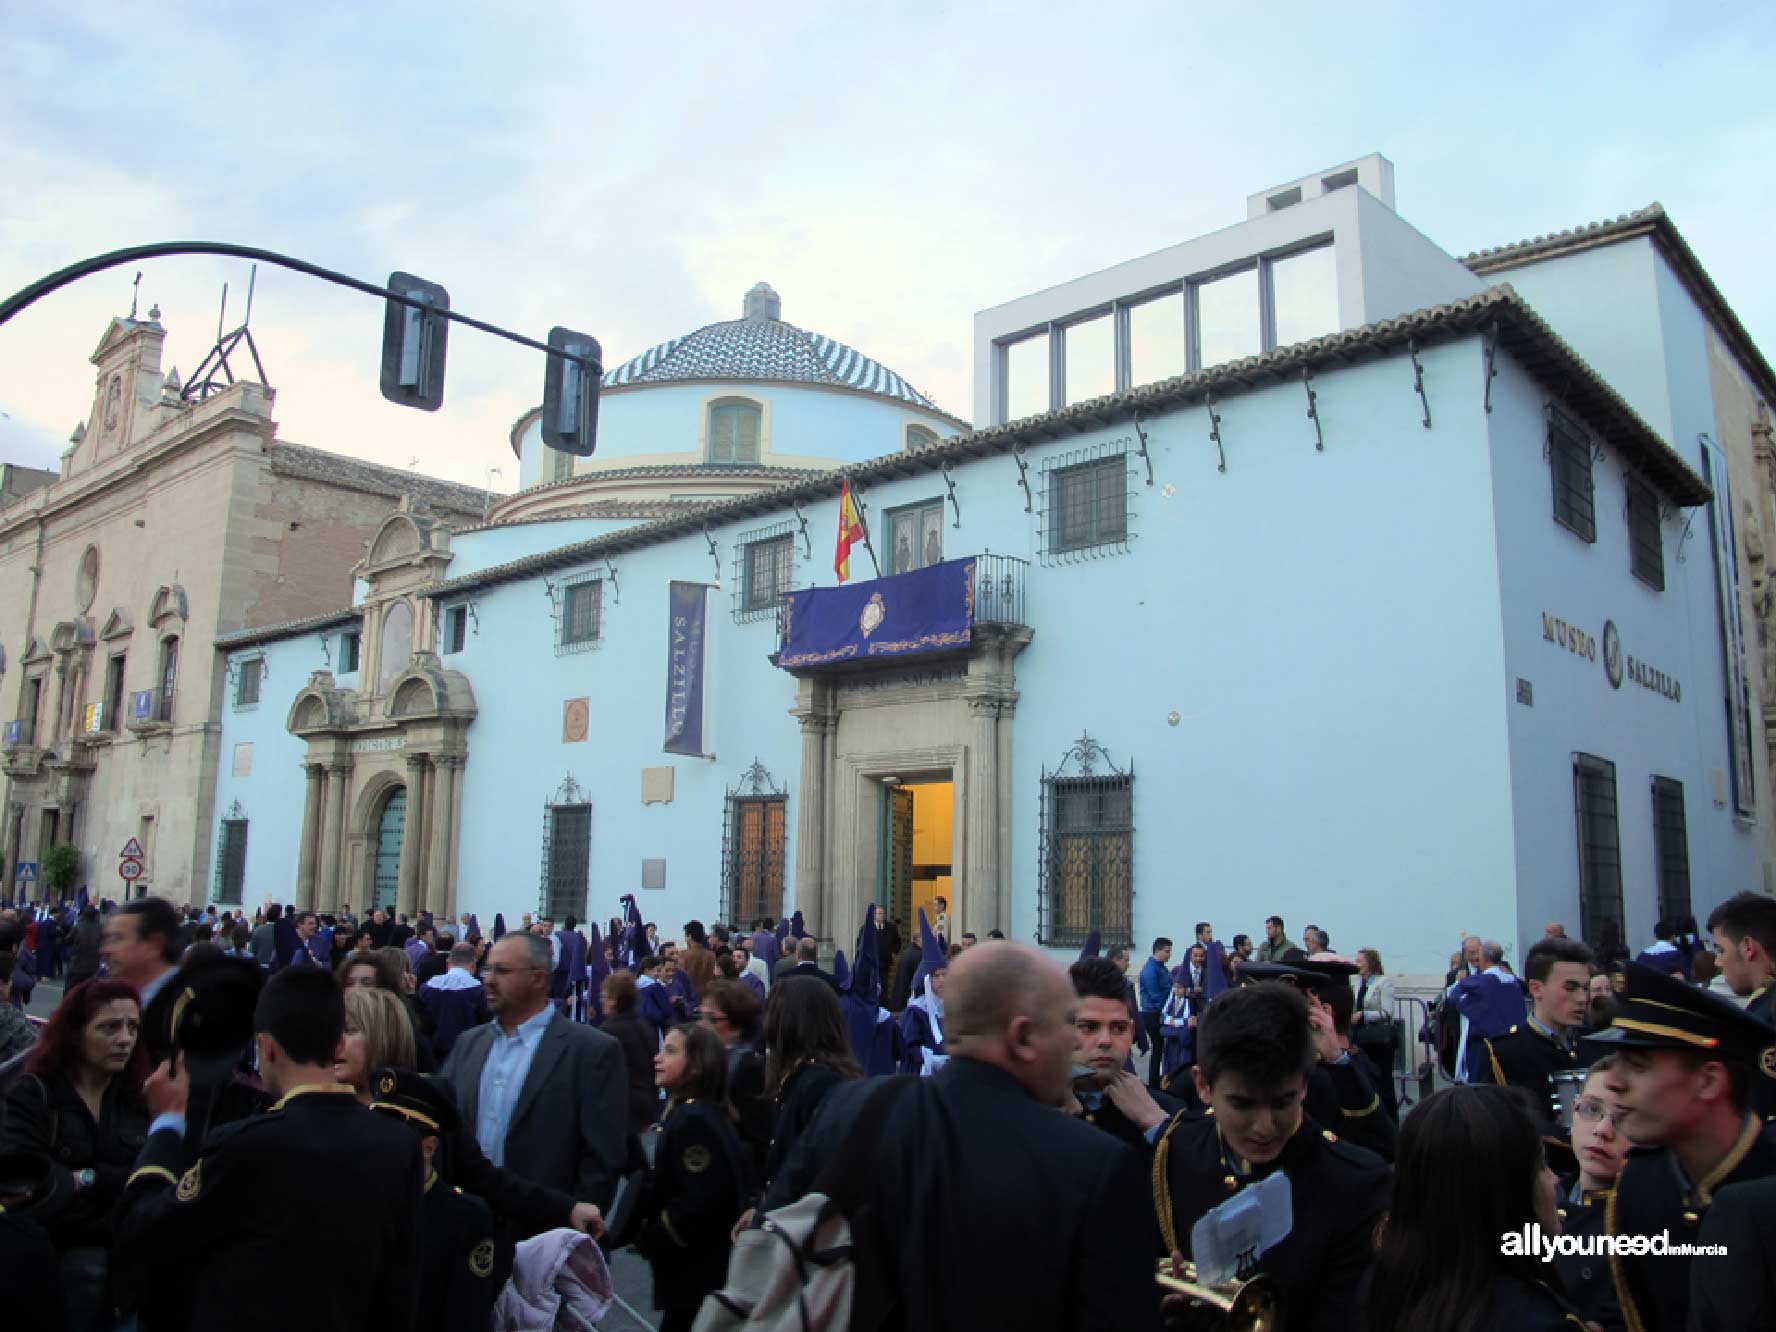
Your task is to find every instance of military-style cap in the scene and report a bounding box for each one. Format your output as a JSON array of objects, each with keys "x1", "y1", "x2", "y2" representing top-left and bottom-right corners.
[
  {"x1": 1589, "y1": 961, "x2": 1776, "y2": 1063},
  {"x1": 368, "y1": 1068, "x2": 462, "y2": 1137},
  {"x1": 1238, "y1": 959, "x2": 1351, "y2": 1000},
  {"x1": 153, "y1": 953, "x2": 264, "y2": 1059}
]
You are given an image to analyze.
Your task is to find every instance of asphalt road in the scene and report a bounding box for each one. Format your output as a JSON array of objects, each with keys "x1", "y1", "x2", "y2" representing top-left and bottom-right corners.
[{"x1": 24, "y1": 977, "x2": 663, "y2": 1330}]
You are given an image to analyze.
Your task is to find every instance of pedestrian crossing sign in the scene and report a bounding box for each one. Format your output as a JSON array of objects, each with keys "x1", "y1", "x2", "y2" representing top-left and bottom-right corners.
[
  {"x1": 14, "y1": 862, "x2": 37, "y2": 883},
  {"x1": 121, "y1": 837, "x2": 145, "y2": 860}
]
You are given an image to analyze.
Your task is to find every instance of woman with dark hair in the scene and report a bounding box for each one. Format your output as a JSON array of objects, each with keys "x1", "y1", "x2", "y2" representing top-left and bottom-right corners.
[
  {"x1": 1363, "y1": 1084, "x2": 1576, "y2": 1331},
  {"x1": 641, "y1": 1024, "x2": 749, "y2": 1332},
  {"x1": 0, "y1": 978, "x2": 150, "y2": 1331},
  {"x1": 761, "y1": 975, "x2": 861, "y2": 1189},
  {"x1": 699, "y1": 977, "x2": 771, "y2": 1188},
  {"x1": 601, "y1": 970, "x2": 662, "y2": 1135}
]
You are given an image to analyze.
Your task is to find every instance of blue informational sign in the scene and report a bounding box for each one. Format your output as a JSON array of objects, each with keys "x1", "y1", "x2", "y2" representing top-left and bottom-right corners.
[
  {"x1": 14, "y1": 862, "x2": 38, "y2": 883},
  {"x1": 132, "y1": 690, "x2": 153, "y2": 720}
]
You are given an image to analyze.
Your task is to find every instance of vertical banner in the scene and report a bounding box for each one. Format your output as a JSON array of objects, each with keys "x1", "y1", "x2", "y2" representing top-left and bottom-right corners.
[{"x1": 664, "y1": 581, "x2": 708, "y2": 756}]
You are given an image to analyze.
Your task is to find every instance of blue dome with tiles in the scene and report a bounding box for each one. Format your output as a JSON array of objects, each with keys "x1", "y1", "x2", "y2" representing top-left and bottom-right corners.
[{"x1": 601, "y1": 283, "x2": 942, "y2": 411}]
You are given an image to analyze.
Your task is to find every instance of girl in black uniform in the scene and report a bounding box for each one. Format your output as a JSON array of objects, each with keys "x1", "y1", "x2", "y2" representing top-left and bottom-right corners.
[{"x1": 641, "y1": 1023, "x2": 749, "y2": 1332}]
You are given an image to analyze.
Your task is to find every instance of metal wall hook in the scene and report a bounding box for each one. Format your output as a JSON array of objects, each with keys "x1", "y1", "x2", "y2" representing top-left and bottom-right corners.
[
  {"x1": 1408, "y1": 338, "x2": 1431, "y2": 429},
  {"x1": 791, "y1": 500, "x2": 812, "y2": 559},
  {"x1": 603, "y1": 559, "x2": 620, "y2": 604},
  {"x1": 1302, "y1": 367, "x2": 1323, "y2": 452},
  {"x1": 1014, "y1": 443, "x2": 1034, "y2": 512},
  {"x1": 942, "y1": 459, "x2": 962, "y2": 527},
  {"x1": 702, "y1": 524, "x2": 721, "y2": 583},
  {"x1": 1132, "y1": 410, "x2": 1156, "y2": 485},
  {"x1": 1482, "y1": 323, "x2": 1500, "y2": 415},
  {"x1": 1205, "y1": 391, "x2": 1226, "y2": 473}
]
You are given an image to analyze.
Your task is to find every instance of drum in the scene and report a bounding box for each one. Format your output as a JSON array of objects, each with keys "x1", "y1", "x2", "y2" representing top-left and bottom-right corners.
[{"x1": 1550, "y1": 1069, "x2": 1589, "y2": 1131}]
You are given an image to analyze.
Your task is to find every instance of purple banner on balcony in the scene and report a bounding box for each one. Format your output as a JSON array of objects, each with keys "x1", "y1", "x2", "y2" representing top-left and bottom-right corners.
[
  {"x1": 778, "y1": 558, "x2": 974, "y2": 670},
  {"x1": 664, "y1": 581, "x2": 708, "y2": 756}
]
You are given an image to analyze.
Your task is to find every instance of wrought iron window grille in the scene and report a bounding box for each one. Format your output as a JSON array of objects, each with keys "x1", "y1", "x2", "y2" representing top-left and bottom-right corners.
[
  {"x1": 1037, "y1": 443, "x2": 1137, "y2": 566},
  {"x1": 1573, "y1": 753, "x2": 1623, "y2": 952},
  {"x1": 733, "y1": 522, "x2": 799, "y2": 623},
  {"x1": 213, "y1": 800, "x2": 248, "y2": 905},
  {"x1": 1037, "y1": 732, "x2": 1134, "y2": 948},
  {"x1": 228, "y1": 654, "x2": 266, "y2": 710},
  {"x1": 1546, "y1": 404, "x2": 1598, "y2": 544},
  {"x1": 720, "y1": 759, "x2": 787, "y2": 926},
  {"x1": 539, "y1": 774, "x2": 591, "y2": 921},
  {"x1": 1624, "y1": 474, "x2": 1665, "y2": 591},
  {"x1": 1650, "y1": 776, "x2": 1691, "y2": 924},
  {"x1": 548, "y1": 570, "x2": 604, "y2": 655}
]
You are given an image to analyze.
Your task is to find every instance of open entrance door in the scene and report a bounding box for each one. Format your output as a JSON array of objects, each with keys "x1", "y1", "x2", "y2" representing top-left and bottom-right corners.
[{"x1": 879, "y1": 777, "x2": 955, "y2": 937}]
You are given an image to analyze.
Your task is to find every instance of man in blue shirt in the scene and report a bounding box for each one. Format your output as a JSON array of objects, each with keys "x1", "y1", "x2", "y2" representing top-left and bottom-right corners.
[{"x1": 1137, "y1": 936, "x2": 1173, "y2": 1088}]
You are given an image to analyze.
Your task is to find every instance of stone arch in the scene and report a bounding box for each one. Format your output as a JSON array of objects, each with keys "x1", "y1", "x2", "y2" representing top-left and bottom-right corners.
[
  {"x1": 286, "y1": 673, "x2": 354, "y2": 735},
  {"x1": 390, "y1": 676, "x2": 438, "y2": 719},
  {"x1": 291, "y1": 695, "x2": 329, "y2": 733},
  {"x1": 148, "y1": 584, "x2": 188, "y2": 627},
  {"x1": 352, "y1": 767, "x2": 409, "y2": 837},
  {"x1": 368, "y1": 513, "x2": 426, "y2": 567}
]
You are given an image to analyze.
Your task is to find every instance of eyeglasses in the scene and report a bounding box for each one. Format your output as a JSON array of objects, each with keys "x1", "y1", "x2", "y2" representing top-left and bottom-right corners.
[{"x1": 1574, "y1": 1097, "x2": 1629, "y2": 1127}]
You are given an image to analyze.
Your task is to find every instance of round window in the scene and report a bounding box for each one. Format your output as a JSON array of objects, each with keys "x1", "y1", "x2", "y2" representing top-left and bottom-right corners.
[{"x1": 76, "y1": 545, "x2": 100, "y2": 613}]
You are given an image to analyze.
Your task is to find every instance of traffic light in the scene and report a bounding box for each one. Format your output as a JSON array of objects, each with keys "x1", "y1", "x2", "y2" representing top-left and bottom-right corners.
[
  {"x1": 379, "y1": 272, "x2": 450, "y2": 411},
  {"x1": 541, "y1": 326, "x2": 602, "y2": 456}
]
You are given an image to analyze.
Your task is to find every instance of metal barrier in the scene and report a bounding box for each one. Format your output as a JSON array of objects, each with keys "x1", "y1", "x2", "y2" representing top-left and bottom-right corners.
[{"x1": 1390, "y1": 995, "x2": 1442, "y2": 1111}]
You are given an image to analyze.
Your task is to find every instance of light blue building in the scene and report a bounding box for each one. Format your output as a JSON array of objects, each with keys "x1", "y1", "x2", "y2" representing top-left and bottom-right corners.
[{"x1": 210, "y1": 156, "x2": 1773, "y2": 981}]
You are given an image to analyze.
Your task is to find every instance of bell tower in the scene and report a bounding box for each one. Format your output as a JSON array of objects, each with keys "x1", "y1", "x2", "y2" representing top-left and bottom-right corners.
[{"x1": 76, "y1": 309, "x2": 167, "y2": 471}]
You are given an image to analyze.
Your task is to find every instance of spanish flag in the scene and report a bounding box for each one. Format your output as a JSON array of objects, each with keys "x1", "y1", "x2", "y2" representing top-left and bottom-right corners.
[{"x1": 835, "y1": 479, "x2": 865, "y2": 583}]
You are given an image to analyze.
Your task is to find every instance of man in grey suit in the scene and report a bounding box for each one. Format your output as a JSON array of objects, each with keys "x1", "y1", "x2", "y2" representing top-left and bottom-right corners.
[{"x1": 440, "y1": 931, "x2": 627, "y2": 1215}]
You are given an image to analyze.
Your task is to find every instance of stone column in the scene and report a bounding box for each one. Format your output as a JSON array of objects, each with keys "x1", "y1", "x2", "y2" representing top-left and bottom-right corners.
[
  {"x1": 396, "y1": 754, "x2": 429, "y2": 918},
  {"x1": 437, "y1": 754, "x2": 466, "y2": 922},
  {"x1": 295, "y1": 763, "x2": 323, "y2": 910},
  {"x1": 424, "y1": 754, "x2": 456, "y2": 918},
  {"x1": 790, "y1": 677, "x2": 832, "y2": 937},
  {"x1": 964, "y1": 696, "x2": 1001, "y2": 939},
  {"x1": 344, "y1": 833, "x2": 371, "y2": 916},
  {"x1": 320, "y1": 760, "x2": 351, "y2": 909}
]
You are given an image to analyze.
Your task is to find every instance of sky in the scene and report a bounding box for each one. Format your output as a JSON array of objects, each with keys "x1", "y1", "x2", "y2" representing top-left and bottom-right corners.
[{"x1": 3, "y1": 2, "x2": 1773, "y2": 491}]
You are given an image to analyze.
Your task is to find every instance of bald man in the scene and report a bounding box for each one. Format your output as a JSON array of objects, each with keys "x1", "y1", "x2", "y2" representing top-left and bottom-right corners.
[{"x1": 765, "y1": 942, "x2": 1161, "y2": 1332}]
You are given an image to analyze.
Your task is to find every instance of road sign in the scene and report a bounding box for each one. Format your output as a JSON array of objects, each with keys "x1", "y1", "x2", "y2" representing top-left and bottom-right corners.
[
  {"x1": 121, "y1": 837, "x2": 144, "y2": 860},
  {"x1": 14, "y1": 862, "x2": 37, "y2": 883},
  {"x1": 119, "y1": 858, "x2": 143, "y2": 882}
]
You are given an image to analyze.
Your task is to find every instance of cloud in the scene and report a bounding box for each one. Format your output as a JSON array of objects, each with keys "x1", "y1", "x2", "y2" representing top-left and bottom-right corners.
[{"x1": 2, "y1": 2, "x2": 1772, "y2": 494}]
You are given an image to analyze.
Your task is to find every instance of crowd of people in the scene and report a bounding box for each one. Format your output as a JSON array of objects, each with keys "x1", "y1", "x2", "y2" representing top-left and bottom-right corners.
[{"x1": 0, "y1": 887, "x2": 1772, "y2": 1332}]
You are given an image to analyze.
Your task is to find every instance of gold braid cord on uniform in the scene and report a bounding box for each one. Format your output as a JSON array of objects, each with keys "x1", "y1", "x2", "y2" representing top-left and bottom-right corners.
[
  {"x1": 1151, "y1": 1114, "x2": 1187, "y2": 1256},
  {"x1": 1487, "y1": 1040, "x2": 1506, "y2": 1087}
]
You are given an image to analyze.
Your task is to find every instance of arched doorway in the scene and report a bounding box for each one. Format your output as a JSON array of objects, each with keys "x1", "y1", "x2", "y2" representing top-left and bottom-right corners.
[{"x1": 372, "y1": 787, "x2": 406, "y2": 911}]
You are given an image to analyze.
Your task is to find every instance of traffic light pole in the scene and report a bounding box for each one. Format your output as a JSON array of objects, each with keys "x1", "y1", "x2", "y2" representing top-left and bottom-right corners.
[{"x1": 0, "y1": 240, "x2": 591, "y2": 369}]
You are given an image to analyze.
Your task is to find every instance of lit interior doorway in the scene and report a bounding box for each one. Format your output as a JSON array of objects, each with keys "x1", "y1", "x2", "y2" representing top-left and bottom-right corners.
[{"x1": 880, "y1": 776, "x2": 955, "y2": 939}]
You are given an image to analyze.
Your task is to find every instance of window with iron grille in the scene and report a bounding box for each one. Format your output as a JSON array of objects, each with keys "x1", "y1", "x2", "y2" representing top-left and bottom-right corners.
[
  {"x1": 444, "y1": 606, "x2": 468, "y2": 654},
  {"x1": 216, "y1": 818, "x2": 248, "y2": 904},
  {"x1": 1548, "y1": 410, "x2": 1596, "y2": 543},
  {"x1": 1039, "y1": 767, "x2": 1133, "y2": 948},
  {"x1": 708, "y1": 400, "x2": 762, "y2": 464},
  {"x1": 234, "y1": 658, "x2": 263, "y2": 709},
  {"x1": 545, "y1": 803, "x2": 591, "y2": 921},
  {"x1": 556, "y1": 574, "x2": 602, "y2": 654},
  {"x1": 1651, "y1": 776, "x2": 1690, "y2": 924},
  {"x1": 1042, "y1": 449, "x2": 1131, "y2": 560},
  {"x1": 341, "y1": 631, "x2": 361, "y2": 675},
  {"x1": 723, "y1": 795, "x2": 786, "y2": 924},
  {"x1": 1573, "y1": 754, "x2": 1623, "y2": 953},
  {"x1": 736, "y1": 528, "x2": 795, "y2": 621},
  {"x1": 1626, "y1": 475, "x2": 1664, "y2": 591}
]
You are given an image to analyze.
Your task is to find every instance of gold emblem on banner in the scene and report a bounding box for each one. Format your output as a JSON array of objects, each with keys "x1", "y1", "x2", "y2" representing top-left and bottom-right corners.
[
  {"x1": 859, "y1": 593, "x2": 885, "y2": 638},
  {"x1": 177, "y1": 1162, "x2": 202, "y2": 1202}
]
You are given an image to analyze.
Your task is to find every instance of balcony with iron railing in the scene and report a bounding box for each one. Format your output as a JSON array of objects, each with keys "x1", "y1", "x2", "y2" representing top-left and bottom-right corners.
[{"x1": 775, "y1": 553, "x2": 1028, "y2": 673}]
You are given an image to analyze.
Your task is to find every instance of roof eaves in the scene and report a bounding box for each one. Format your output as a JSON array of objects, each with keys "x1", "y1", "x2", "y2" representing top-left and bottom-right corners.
[
  {"x1": 1463, "y1": 205, "x2": 1776, "y2": 410},
  {"x1": 422, "y1": 286, "x2": 1706, "y2": 600},
  {"x1": 215, "y1": 607, "x2": 359, "y2": 649}
]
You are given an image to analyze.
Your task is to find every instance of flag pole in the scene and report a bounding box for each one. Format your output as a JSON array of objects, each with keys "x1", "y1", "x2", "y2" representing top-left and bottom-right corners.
[{"x1": 849, "y1": 477, "x2": 882, "y2": 578}]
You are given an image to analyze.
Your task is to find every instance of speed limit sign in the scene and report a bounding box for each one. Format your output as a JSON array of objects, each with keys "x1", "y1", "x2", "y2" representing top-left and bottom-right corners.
[{"x1": 119, "y1": 857, "x2": 143, "y2": 881}]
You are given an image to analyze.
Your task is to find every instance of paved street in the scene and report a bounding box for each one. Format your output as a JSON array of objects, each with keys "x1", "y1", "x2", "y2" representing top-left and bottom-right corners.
[{"x1": 23, "y1": 978, "x2": 661, "y2": 1331}]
